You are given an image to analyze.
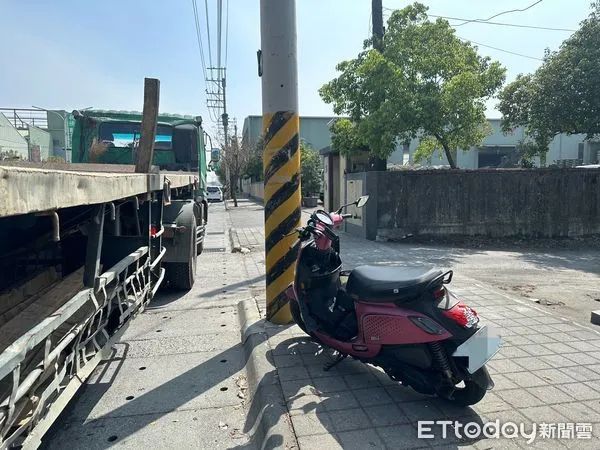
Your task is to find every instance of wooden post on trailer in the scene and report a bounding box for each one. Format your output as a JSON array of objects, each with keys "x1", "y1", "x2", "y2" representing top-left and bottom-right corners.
[{"x1": 135, "y1": 78, "x2": 160, "y2": 173}]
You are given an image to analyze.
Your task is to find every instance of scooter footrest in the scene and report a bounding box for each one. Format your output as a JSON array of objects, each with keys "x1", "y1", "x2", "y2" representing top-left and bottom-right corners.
[{"x1": 323, "y1": 353, "x2": 347, "y2": 371}]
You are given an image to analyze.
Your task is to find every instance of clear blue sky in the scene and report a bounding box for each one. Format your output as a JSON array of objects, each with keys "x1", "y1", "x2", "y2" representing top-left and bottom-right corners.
[{"x1": 0, "y1": 0, "x2": 591, "y2": 138}]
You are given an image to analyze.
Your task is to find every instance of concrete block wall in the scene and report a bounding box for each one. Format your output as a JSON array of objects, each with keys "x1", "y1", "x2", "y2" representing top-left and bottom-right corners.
[{"x1": 351, "y1": 169, "x2": 600, "y2": 240}]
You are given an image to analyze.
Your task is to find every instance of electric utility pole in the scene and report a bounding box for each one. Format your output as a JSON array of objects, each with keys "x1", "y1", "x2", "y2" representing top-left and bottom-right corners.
[
  {"x1": 222, "y1": 76, "x2": 230, "y2": 193},
  {"x1": 259, "y1": 0, "x2": 301, "y2": 324},
  {"x1": 370, "y1": 0, "x2": 387, "y2": 171},
  {"x1": 231, "y1": 123, "x2": 239, "y2": 207}
]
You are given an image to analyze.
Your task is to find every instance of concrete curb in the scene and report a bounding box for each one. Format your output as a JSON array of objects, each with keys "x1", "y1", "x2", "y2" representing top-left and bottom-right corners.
[
  {"x1": 237, "y1": 299, "x2": 298, "y2": 450},
  {"x1": 229, "y1": 227, "x2": 242, "y2": 253}
]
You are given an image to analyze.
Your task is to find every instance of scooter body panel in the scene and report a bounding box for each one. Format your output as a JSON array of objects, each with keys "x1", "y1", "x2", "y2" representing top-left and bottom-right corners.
[{"x1": 357, "y1": 301, "x2": 452, "y2": 345}]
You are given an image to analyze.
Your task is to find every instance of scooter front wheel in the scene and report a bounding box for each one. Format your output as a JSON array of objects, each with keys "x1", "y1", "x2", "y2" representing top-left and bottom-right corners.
[{"x1": 290, "y1": 299, "x2": 309, "y2": 334}]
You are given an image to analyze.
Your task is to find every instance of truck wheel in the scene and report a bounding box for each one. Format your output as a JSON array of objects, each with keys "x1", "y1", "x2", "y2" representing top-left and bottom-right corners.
[{"x1": 167, "y1": 217, "x2": 197, "y2": 290}]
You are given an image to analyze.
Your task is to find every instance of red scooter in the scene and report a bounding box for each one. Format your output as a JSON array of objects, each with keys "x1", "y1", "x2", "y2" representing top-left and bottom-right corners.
[{"x1": 284, "y1": 196, "x2": 500, "y2": 406}]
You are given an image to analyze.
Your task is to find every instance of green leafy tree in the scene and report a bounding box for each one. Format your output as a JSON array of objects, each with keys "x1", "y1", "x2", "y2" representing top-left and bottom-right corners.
[
  {"x1": 498, "y1": 3, "x2": 600, "y2": 161},
  {"x1": 319, "y1": 2, "x2": 506, "y2": 168},
  {"x1": 300, "y1": 141, "x2": 322, "y2": 197}
]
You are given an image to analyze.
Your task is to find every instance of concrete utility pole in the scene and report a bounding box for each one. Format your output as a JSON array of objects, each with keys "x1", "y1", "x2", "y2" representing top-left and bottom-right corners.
[
  {"x1": 370, "y1": 0, "x2": 387, "y2": 172},
  {"x1": 222, "y1": 76, "x2": 231, "y2": 196},
  {"x1": 260, "y1": 0, "x2": 301, "y2": 324},
  {"x1": 232, "y1": 123, "x2": 239, "y2": 207}
]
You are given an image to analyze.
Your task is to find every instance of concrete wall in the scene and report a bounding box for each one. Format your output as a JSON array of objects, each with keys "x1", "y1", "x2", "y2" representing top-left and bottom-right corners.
[
  {"x1": 0, "y1": 113, "x2": 28, "y2": 159},
  {"x1": 241, "y1": 178, "x2": 264, "y2": 201},
  {"x1": 324, "y1": 153, "x2": 349, "y2": 212},
  {"x1": 373, "y1": 169, "x2": 600, "y2": 239},
  {"x1": 343, "y1": 171, "x2": 380, "y2": 241}
]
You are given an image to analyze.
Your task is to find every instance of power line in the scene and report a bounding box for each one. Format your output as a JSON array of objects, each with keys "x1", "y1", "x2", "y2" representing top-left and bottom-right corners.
[
  {"x1": 429, "y1": 15, "x2": 574, "y2": 32},
  {"x1": 191, "y1": 0, "x2": 207, "y2": 80},
  {"x1": 458, "y1": 36, "x2": 543, "y2": 61},
  {"x1": 204, "y1": 0, "x2": 213, "y2": 68},
  {"x1": 217, "y1": 0, "x2": 222, "y2": 68},
  {"x1": 380, "y1": 5, "x2": 548, "y2": 62},
  {"x1": 453, "y1": 0, "x2": 544, "y2": 27},
  {"x1": 382, "y1": 5, "x2": 569, "y2": 32},
  {"x1": 225, "y1": 0, "x2": 230, "y2": 67}
]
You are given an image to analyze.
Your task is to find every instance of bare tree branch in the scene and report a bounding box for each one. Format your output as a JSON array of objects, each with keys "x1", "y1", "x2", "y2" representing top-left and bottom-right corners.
[{"x1": 218, "y1": 135, "x2": 254, "y2": 207}]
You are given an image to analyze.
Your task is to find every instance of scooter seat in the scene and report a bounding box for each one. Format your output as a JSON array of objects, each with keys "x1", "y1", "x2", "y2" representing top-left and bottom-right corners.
[{"x1": 346, "y1": 265, "x2": 443, "y2": 301}]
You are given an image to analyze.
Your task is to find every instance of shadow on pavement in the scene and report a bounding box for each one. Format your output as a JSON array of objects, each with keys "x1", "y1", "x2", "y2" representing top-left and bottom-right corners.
[
  {"x1": 41, "y1": 320, "x2": 287, "y2": 449},
  {"x1": 40, "y1": 343, "x2": 131, "y2": 449},
  {"x1": 145, "y1": 274, "x2": 266, "y2": 310},
  {"x1": 238, "y1": 336, "x2": 486, "y2": 449},
  {"x1": 517, "y1": 250, "x2": 600, "y2": 276},
  {"x1": 199, "y1": 274, "x2": 266, "y2": 299},
  {"x1": 229, "y1": 370, "x2": 286, "y2": 450}
]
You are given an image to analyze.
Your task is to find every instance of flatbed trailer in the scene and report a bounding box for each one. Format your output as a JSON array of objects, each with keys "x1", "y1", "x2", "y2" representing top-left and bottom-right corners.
[{"x1": 0, "y1": 161, "x2": 204, "y2": 448}]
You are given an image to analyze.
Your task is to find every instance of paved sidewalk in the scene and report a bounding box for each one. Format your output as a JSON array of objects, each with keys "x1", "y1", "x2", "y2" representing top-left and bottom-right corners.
[
  {"x1": 229, "y1": 197, "x2": 600, "y2": 449},
  {"x1": 43, "y1": 204, "x2": 260, "y2": 449}
]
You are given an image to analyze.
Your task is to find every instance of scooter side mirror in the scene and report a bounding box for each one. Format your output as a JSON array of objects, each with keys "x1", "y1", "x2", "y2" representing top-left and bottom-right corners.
[
  {"x1": 336, "y1": 195, "x2": 370, "y2": 213},
  {"x1": 355, "y1": 195, "x2": 369, "y2": 208}
]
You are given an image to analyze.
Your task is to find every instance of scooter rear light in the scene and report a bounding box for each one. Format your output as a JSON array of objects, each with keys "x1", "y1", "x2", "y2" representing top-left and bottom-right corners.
[
  {"x1": 408, "y1": 316, "x2": 447, "y2": 335},
  {"x1": 442, "y1": 302, "x2": 479, "y2": 328}
]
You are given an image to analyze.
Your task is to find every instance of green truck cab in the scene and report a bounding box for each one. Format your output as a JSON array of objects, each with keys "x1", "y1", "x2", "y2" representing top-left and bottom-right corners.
[
  {"x1": 70, "y1": 109, "x2": 209, "y2": 288},
  {"x1": 71, "y1": 109, "x2": 209, "y2": 222}
]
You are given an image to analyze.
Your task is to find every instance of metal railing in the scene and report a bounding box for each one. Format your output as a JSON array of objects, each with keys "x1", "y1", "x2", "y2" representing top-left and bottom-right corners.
[
  {"x1": 0, "y1": 109, "x2": 49, "y2": 130},
  {"x1": 0, "y1": 245, "x2": 160, "y2": 449}
]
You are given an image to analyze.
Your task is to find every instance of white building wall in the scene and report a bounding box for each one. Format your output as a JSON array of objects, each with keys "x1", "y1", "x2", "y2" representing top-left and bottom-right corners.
[
  {"x1": 0, "y1": 113, "x2": 28, "y2": 159},
  {"x1": 388, "y1": 119, "x2": 590, "y2": 169}
]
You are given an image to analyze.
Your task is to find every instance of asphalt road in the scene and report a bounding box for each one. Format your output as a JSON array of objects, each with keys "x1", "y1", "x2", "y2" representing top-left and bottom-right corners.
[{"x1": 338, "y1": 233, "x2": 600, "y2": 326}]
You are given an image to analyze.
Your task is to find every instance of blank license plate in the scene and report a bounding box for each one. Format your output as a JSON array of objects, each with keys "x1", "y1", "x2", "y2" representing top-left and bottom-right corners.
[{"x1": 452, "y1": 325, "x2": 502, "y2": 374}]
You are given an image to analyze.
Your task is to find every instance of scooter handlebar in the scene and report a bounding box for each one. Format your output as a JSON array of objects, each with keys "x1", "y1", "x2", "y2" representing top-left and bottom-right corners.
[{"x1": 341, "y1": 213, "x2": 353, "y2": 219}]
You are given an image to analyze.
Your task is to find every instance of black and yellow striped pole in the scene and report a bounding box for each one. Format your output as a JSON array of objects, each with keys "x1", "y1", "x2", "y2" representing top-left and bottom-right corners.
[{"x1": 260, "y1": 0, "x2": 301, "y2": 324}]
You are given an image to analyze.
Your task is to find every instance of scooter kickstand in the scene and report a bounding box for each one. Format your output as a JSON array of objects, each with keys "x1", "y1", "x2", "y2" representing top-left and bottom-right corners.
[{"x1": 323, "y1": 352, "x2": 347, "y2": 371}]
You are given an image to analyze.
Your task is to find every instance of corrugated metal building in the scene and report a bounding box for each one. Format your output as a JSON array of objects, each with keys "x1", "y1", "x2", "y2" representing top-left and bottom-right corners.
[
  {"x1": 0, "y1": 113, "x2": 28, "y2": 159},
  {"x1": 27, "y1": 126, "x2": 53, "y2": 161},
  {"x1": 242, "y1": 115, "x2": 337, "y2": 151}
]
